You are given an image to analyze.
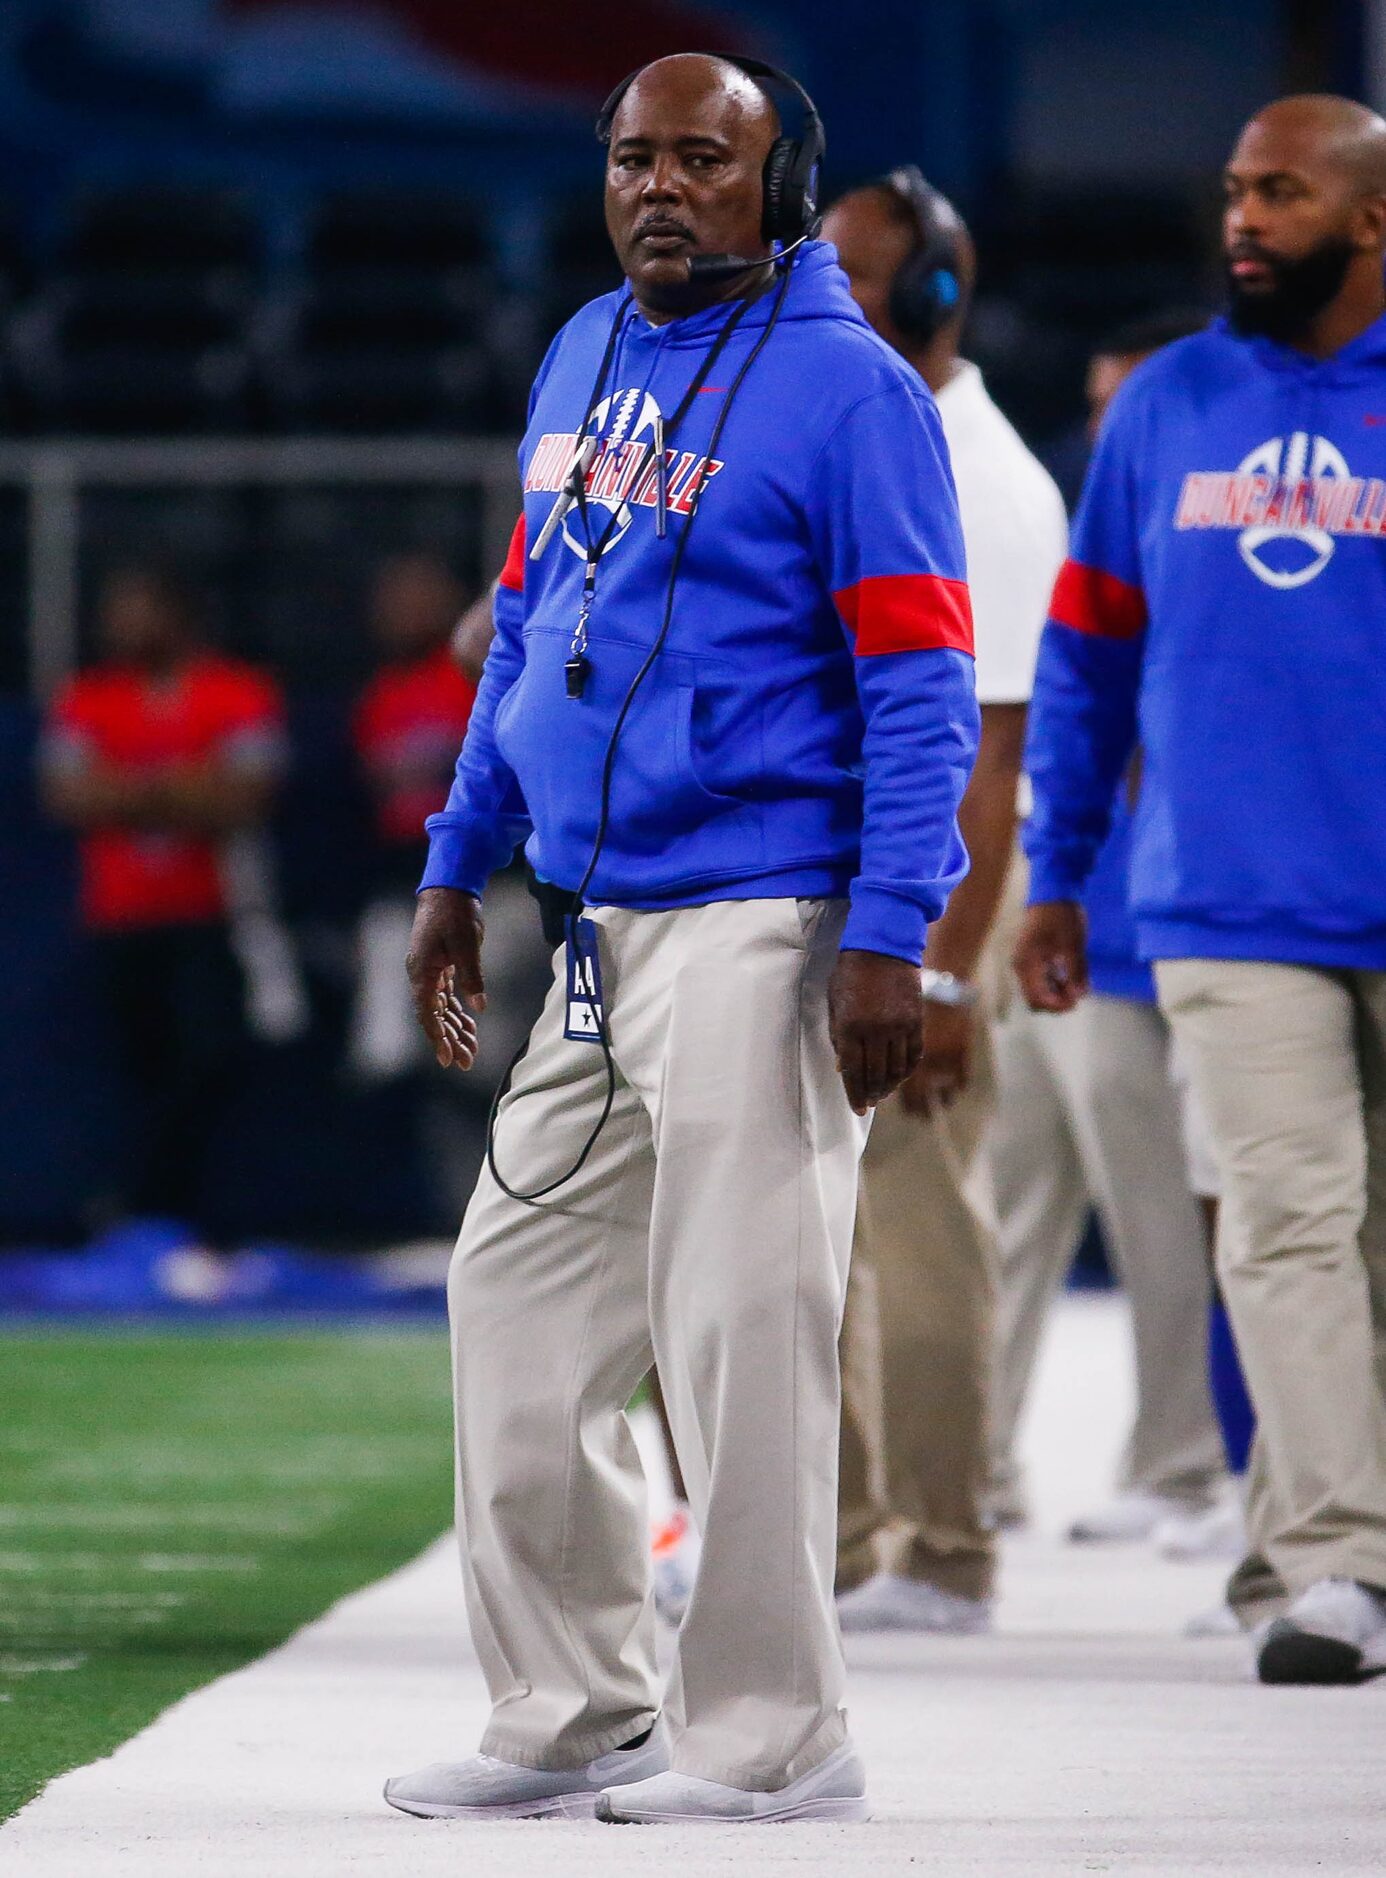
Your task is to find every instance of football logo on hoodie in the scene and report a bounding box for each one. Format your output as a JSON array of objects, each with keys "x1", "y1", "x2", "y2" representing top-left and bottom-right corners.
[
  {"x1": 1232, "y1": 433, "x2": 1347, "y2": 589},
  {"x1": 523, "y1": 388, "x2": 725, "y2": 561},
  {"x1": 561, "y1": 388, "x2": 659, "y2": 558},
  {"x1": 1174, "y1": 431, "x2": 1386, "y2": 589}
]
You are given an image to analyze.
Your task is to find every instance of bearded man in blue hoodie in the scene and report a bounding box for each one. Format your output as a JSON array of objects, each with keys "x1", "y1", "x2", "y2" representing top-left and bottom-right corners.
[
  {"x1": 1017, "y1": 95, "x2": 1386, "y2": 1687},
  {"x1": 387, "y1": 55, "x2": 977, "y2": 1822}
]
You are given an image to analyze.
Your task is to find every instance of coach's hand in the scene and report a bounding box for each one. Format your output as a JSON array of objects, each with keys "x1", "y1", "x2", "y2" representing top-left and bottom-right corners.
[
  {"x1": 898, "y1": 1001, "x2": 973, "y2": 1116},
  {"x1": 407, "y1": 888, "x2": 484, "y2": 1070},
  {"x1": 1013, "y1": 900, "x2": 1088, "y2": 1013},
  {"x1": 828, "y1": 950, "x2": 926, "y2": 1116}
]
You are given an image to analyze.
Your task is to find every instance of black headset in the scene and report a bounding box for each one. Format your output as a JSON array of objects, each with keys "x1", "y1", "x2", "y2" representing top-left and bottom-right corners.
[
  {"x1": 595, "y1": 54, "x2": 825, "y2": 248},
  {"x1": 880, "y1": 164, "x2": 965, "y2": 344}
]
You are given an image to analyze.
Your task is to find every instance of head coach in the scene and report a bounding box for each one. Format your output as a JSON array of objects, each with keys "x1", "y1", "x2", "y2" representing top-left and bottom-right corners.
[{"x1": 390, "y1": 53, "x2": 978, "y2": 1825}]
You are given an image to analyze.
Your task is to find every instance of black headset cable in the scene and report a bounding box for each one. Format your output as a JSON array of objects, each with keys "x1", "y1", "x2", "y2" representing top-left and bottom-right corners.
[{"x1": 486, "y1": 258, "x2": 799, "y2": 1204}]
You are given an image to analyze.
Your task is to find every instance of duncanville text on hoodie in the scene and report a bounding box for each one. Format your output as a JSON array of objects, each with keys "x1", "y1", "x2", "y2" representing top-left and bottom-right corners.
[
  {"x1": 420, "y1": 241, "x2": 980, "y2": 964},
  {"x1": 1024, "y1": 313, "x2": 1386, "y2": 970}
]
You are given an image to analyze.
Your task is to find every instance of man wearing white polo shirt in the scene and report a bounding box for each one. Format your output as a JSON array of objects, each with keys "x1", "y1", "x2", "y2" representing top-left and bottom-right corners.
[{"x1": 824, "y1": 174, "x2": 1068, "y2": 1631}]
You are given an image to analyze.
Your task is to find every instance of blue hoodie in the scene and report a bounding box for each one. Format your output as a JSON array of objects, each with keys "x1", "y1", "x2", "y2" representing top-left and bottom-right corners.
[
  {"x1": 1082, "y1": 797, "x2": 1156, "y2": 1003},
  {"x1": 421, "y1": 243, "x2": 979, "y2": 963},
  {"x1": 1024, "y1": 313, "x2": 1386, "y2": 970}
]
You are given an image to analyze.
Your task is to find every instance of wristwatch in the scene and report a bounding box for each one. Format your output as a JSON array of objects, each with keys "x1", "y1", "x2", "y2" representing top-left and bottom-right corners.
[{"x1": 920, "y1": 969, "x2": 979, "y2": 1009}]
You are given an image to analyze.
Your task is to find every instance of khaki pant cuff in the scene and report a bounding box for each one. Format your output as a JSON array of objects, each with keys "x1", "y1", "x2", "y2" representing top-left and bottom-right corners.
[
  {"x1": 1120, "y1": 1466, "x2": 1225, "y2": 1504},
  {"x1": 1268, "y1": 1548, "x2": 1386, "y2": 1607},
  {"x1": 479, "y1": 1709, "x2": 659, "y2": 1773},
  {"x1": 671, "y1": 1709, "x2": 848, "y2": 1793}
]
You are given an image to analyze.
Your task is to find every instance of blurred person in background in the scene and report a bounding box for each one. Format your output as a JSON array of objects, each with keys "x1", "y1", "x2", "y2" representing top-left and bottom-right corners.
[
  {"x1": 1016, "y1": 96, "x2": 1386, "y2": 1685},
  {"x1": 1166, "y1": 1034, "x2": 1257, "y2": 1576},
  {"x1": 1044, "y1": 312, "x2": 1213, "y2": 511},
  {"x1": 822, "y1": 171, "x2": 1066, "y2": 1635},
  {"x1": 451, "y1": 577, "x2": 497, "y2": 685},
  {"x1": 350, "y1": 552, "x2": 475, "y2": 1080},
  {"x1": 988, "y1": 315, "x2": 1232, "y2": 1555},
  {"x1": 990, "y1": 788, "x2": 1232, "y2": 1548},
  {"x1": 40, "y1": 564, "x2": 285, "y2": 1253}
]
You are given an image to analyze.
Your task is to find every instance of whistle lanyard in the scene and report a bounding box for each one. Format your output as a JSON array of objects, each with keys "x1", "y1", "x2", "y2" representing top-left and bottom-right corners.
[
  {"x1": 484, "y1": 256, "x2": 797, "y2": 1206},
  {"x1": 562, "y1": 291, "x2": 758, "y2": 700}
]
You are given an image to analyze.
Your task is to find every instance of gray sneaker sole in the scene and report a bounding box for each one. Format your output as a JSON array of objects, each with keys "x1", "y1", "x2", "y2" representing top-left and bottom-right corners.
[
  {"x1": 384, "y1": 1783, "x2": 598, "y2": 1820},
  {"x1": 595, "y1": 1792, "x2": 869, "y2": 1824}
]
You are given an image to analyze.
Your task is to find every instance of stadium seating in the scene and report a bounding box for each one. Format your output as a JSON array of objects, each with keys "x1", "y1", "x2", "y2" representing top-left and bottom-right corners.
[
  {"x1": 543, "y1": 194, "x2": 624, "y2": 335},
  {"x1": 62, "y1": 185, "x2": 262, "y2": 279},
  {"x1": 261, "y1": 190, "x2": 513, "y2": 432},
  {"x1": 258, "y1": 273, "x2": 496, "y2": 432},
  {"x1": 0, "y1": 176, "x2": 1207, "y2": 447},
  {"x1": 16, "y1": 272, "x2": 254, "y2": 432},
  {"x1": 9, "y1": 187, "x2": 260, "y2": 432}
]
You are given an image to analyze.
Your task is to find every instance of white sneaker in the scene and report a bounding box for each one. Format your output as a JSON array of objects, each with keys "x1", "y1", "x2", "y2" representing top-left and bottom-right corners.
[
  {"x1": 836, "y1": 1571, "x2": 992, "y2": 1635},
  {"x1": 1067, "y1": 1490, "x2": 1198, "y2": 1544},
  {"x1": 1257, "y1": 1577, "x2": 1386, "y2": 1685},
  {"x1": 384, "y1": 1725, "x2": 667, "y2": 1819},
  {"x1": 596, "y1": 1740, "x2": 868, "y2": 1823},
  {"x1": 1183, "y1": 1599, "x2": 1243, "y2": 1638},
  {"x1": 1154, "y1": 1489, "x2": 1246, "y2": 1562},
  {"x1": 651, "y1": 1503, "x2": 700, "y2": 1627}
]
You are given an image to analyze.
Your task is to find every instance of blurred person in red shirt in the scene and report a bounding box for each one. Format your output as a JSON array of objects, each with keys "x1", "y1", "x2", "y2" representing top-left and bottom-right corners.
[
  {"x1": 41, "y1": 564, "x2": 286, "y2": 1247},
  {"x1": 350, "y1": 553, "x2": 475, "y2": 1078}
]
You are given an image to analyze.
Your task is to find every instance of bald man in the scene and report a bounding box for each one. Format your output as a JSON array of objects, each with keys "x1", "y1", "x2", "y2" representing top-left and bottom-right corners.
[
  {"x1": 1017, "y1": 96, "x2": 1386, "y2": 1684},
  {"x1": 389, "y1": 54, "x2": 977, "y2": 1819}
]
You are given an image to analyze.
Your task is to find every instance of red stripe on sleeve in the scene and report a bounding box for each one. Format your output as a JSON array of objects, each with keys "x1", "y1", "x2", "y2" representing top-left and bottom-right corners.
[
  {"x1": 834, "y1": 573, "x2": 974, "y2": 658},
  {"x1": 1049, "y1": 558, "x2": 1146, "y2": 640},
  {"x1": 498, "y1": 515, "x2": 527, "y2": 592}
]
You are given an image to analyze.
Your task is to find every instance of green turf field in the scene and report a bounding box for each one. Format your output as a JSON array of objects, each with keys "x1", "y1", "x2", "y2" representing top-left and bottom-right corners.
[{"x1": 0, "y1": 1328, "x2": 454, "y2": 1824}]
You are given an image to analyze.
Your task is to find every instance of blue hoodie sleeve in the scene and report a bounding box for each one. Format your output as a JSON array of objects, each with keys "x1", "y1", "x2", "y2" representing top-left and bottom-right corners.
[
  {"x1": 419, "y1": 327, "x2": 583, "y2": 896},
  {"x1": 418, "y1": 517, "x2": 534, "y2": 896},
  {"x1": 1022, "y1": 384, "x2": 1148, "y2": 904},
  {"x1": 806, "y1": 382, "x2": 980, "y2": 963}
]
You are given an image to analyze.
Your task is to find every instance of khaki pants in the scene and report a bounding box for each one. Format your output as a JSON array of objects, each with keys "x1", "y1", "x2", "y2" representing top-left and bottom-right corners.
[
  {"x1": 838, "y1": 1016, "x2": 1000, "y2": 1599},
  {"x1": 836, "y1": 868, "x2": 1023, "y2": 1602},
  {"x1": 449, "y1": 898, "x2": 867, "y2": 1788},
  {"x1": 988, "y1": 994, "x2": 1223, "y2": 1514},
  {"x1": 1157, "y1": 958, "x2": 1386, "y2": 1624}
]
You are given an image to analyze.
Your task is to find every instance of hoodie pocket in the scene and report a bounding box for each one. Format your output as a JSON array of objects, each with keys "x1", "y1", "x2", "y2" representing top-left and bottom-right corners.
[
  {"x1": 493, "y1": 634, "x2": 758, "y2": 879},
  {"x1": 601, "y1": 675, "x2": 747, "y2": 856}
]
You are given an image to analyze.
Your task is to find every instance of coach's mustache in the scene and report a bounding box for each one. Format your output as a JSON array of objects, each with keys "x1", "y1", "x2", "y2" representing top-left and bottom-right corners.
[{"x1": 634, "y1": 215, "x2": 696, "y2": 241}]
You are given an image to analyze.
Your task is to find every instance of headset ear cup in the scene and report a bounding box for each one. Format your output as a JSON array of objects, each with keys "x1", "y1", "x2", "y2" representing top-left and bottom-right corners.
[
  {"x1": 761, "y1": 137, "x2": 797, "y2": 242},
  {"x1": 888, "y1": 250, "x2": 961, "y2": 343},
  {"x1": 762, "y1": 136, "x2": 823, "y2": 243},
  {"x1": 888, "y1": 254, "x2": 929, "y2": 341}
]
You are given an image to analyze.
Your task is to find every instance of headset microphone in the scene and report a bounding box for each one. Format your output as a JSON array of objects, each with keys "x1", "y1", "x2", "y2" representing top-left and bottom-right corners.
[{"x1": 687, "y1": 229, "x2": 813, "y2": 284}]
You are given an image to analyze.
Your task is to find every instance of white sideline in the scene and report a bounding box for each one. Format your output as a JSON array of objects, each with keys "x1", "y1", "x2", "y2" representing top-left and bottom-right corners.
[{"x1": 4, "y1": 1294, "x2": 1384, "y2": 1876}]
